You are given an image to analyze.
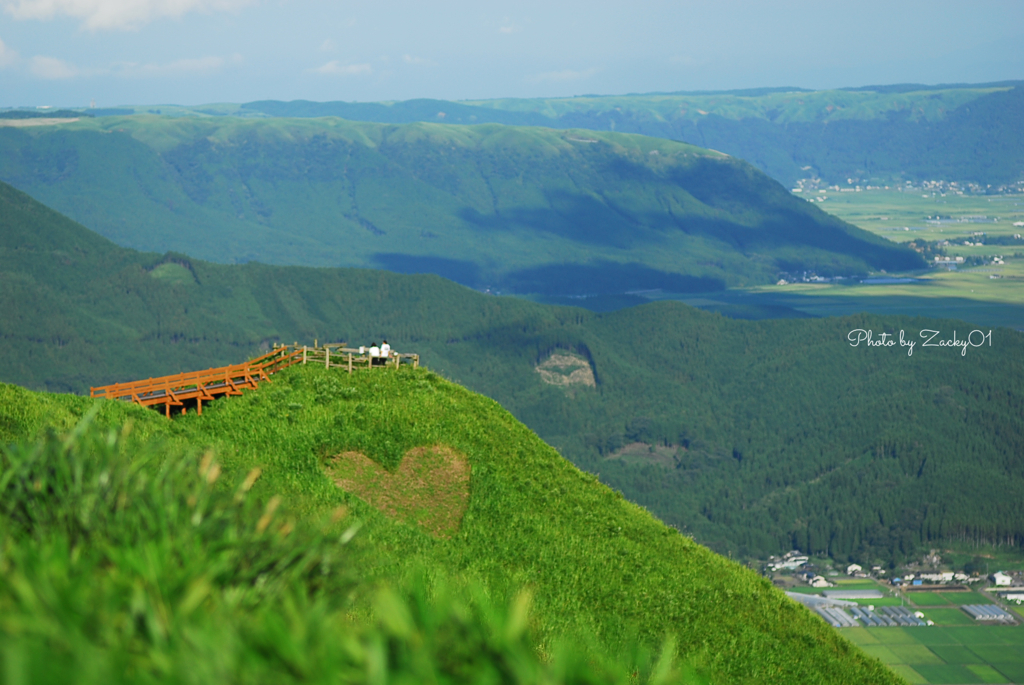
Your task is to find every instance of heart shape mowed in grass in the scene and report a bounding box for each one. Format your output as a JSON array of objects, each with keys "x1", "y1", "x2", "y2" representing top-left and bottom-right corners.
[{"x1": 327, "y1": 445, "x2": 470, "y2": 538}]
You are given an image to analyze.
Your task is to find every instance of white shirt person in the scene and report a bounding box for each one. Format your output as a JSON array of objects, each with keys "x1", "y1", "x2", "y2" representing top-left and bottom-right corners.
[{"x1": 380, "y1": 340, "x2": 391, "y2": 359}]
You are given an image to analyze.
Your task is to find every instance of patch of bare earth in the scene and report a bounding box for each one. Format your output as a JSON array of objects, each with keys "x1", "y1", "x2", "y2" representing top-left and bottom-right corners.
[
  {"x1": 326, "y1": 445, "x2": 470, "y2": 538},
  {"x1": 606, "y1": 442, "x2": 684, "y2": 468},
  {"x1": 535, "y1": 353, "x2": 595, "y2": 388}
]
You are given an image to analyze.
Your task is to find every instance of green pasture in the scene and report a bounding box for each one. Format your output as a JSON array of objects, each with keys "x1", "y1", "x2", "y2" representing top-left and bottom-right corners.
[
  {"x1": 106, "y1": 86, "x2": 1007, "y2": 128},
  {"x1": 816, "y1": 188, "x2": 1024, "y2": 244},
  {"x1": 468, "y1": 87, "x2": 1002, "y2": 125},
  {"x1": 858, "y1": 597, "x2": 905, "y2": 606},
  {"x1": 841, "y1": 624, "x2": 1024, "y2": 684},
  {"x1": 733, "y1": 256, "x2": 1024, "y2": 329},
  {"x1": 940, "y1": 592, "x2": 992, "y2": 605},
  {"x1": 923, "y1": 609, "x2": 981, "y2": 626},
  {"x1": 921, "y1": 609, "x2": 976, "y2": 627},
  {"x1": 661, "y1": 287, "x2": 1020, "y2": 328},
  {"x1": 833, "y1": 578, "x2": 883, "y2": 589},
  {"x1": 909, "y1": 593, "x2": 953, "y2": 606},
  {"x1": 904, "y1": 591, "x2": 992, "y2": 607}
]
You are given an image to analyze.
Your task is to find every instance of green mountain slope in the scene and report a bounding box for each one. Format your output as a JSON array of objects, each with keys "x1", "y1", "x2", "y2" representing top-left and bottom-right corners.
[
  {"x1": 0, "y1": 116, "x2": 920, "y2": 293},
  {"x1": 2, "y1": 180, "x2": 1022, "y2": 567},
  {"x1": 239, "y1": 82, "x2": 1024, "y2": 187},
  {"x1": 0, "y1": 367, "x2": 899, "y2": 684}
]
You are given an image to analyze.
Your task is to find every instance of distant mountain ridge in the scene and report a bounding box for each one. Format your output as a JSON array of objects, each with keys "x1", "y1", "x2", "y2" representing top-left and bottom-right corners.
[
  {"x1": 238, "y1": 82, "x2": 1024, "y2": 187},
  {"x1": 627, "y1": 80, "x2": 1023, "y2": 97},
  {"x1": 0, "y1": 117, "x2": 920, "y2": 294}
]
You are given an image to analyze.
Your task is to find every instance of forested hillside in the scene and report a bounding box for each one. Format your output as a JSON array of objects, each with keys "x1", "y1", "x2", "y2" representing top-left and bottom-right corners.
[
  {"x1": 2, "y1": 180, "x2": 1022, "y2": 567},
  {"x1": 242, "y1": 82, "x2": 1024, "y2": 187},
  {"x1": 0, "y1": 116, "x2": 919, "y2": 292}
]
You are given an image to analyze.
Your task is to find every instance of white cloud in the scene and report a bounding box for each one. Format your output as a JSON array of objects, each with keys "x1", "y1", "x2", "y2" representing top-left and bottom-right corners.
[
  {"x1": 23, "y1": 52, "x2": 239, "y2": 80},
  {"x1": 498, "y1": 15, "x2": 518, "y2": 33},
  {"x1": 313, "y1": 60, "x2": 371, "y2": 76},
  {"x1": 319, "y1": 39, "x2": 335, "y2": 53},
  {"x1": 402, "y1": 54, "x2": 434, "y2": 67},
  {"x1": 1, "y1": 0, "x2": 254, "y2": 30},
  {"x1": 30, "y1": 55, "x2": 77, "y2": 78},
  {"x1": 527, "y1": 68, "x2": 597, "y2": 83},
  {"x1": 0, "y1": 37, "x2": 18, "y2": 67},
  {"x1": 115, "y1": 53, "x2": 240, "y2": 77}
]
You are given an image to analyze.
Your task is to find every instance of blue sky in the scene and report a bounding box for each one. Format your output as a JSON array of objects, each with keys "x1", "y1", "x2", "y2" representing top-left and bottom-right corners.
[{"x1": 1, "y1": 0, "x2": 1022, "y2": 107}]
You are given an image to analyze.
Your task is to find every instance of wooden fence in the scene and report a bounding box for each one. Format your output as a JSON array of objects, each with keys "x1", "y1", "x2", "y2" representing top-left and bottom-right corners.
[
  {"x1": 278, "y1": 342, "x2": 419, "y2": 374},
  {"x1": 90, "y1": 343, "x2": 419, "y2": 418}
]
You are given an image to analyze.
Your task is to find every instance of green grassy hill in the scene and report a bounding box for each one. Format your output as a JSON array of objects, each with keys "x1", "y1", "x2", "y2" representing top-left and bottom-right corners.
[
  {"x1": 239, "y1": 82, "x2": 1024, "y2": 188},
  {"x1": 0, "y1": 116, "x2": 920, "y2": 293},
  {"x1": 2, "y1": 180, "x2": 1023, "y2": 569},
  {"x1": 0, "y1": 366, "x2": 900, "y2": 684}
]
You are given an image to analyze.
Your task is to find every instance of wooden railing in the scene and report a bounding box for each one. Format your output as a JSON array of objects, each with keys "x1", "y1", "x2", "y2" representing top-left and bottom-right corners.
[
  {"x1": 278, "y1": 342, "x2": 419, "y2": 374},
  {"x1": 90, "y1": 343, "x2": 419, "y2": 418}
]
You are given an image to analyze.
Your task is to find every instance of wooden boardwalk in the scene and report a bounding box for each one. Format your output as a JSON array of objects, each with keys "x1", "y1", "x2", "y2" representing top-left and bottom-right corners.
[{"x1": 90, "y1": 343, "x2": 419, "y2": 418}]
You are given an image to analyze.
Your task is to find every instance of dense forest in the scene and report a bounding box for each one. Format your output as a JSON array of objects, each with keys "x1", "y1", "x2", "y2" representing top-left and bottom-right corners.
[{"x1": 2, "y1": 180, "x2": 1022, "y2": 567}]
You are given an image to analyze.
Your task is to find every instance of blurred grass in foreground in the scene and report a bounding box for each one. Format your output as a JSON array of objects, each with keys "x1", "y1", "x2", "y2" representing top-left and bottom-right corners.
[{"x1": 0, "y1": 412, "x2": 697, "y2": 685}]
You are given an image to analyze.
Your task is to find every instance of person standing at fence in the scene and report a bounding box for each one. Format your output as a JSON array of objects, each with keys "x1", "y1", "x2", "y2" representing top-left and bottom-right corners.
[
  {"x1": 369, "y1": 342, "x2": 381, "y2": 367},
  {"x1": 380, "y1": 340, "x2": 391, "y2": 364}
]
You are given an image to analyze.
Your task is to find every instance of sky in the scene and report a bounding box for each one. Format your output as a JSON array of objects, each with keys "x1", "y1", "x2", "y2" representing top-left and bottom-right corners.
[{"x1": 0, "y1": 0, "x2": 1022, "y2": 108}]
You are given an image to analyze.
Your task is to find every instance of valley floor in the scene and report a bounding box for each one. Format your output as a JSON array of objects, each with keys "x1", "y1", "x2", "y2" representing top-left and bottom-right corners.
[
  {"x1": 605, "y1": 188, "x2": 1024, "y2": 330},
  {"x1": 792, "y1": 578, "x2": 1024, "y2": 684},
  {"x1": 844, "y1": 622, "x2": 1024, "y2": 684}
]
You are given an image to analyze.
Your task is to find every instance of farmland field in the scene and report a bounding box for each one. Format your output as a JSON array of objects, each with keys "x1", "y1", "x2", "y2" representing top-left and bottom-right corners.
[
  {"x1": 831, "y1": 578, "x2": 883, "y2": 590},
  {"x1": 773, "y1": 188, "x2": 1024, "y2": 329},
  {"x1": 643, "y1": 188, "x2": 1024, "y2": 329},
  {"x1": 857, "y1": 597, "x2": 906, "y2": 606},
  {"x1": 921, "y1": 609, "x2": 976, "y2": 627},
  {"x1": 836, "y1": 604, "x2": 1024, "y2": 684},
  {"x1": 794, "y1": 577, "x2": 1024, "y2": 681},
  {"x1": 910, "y1": 593, "x2": 954, "y2": 606},
  {"x1": 814, "y1": 188, "x2": 1024, "y2": 244},
  {"x1": 651, "y1": 278, "x2": 1024, "y2": 330},
  {"x1": 939, "y1": 592, "x2": 994, "y2": 606},
  {"x1": 902, "y1": 591, "x2": 994, "y2": 607}
]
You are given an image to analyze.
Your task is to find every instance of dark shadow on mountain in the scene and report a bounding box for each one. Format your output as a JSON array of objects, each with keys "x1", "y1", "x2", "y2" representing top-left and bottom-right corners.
[
  {"x1": 697, "y1": 303, "x2": 817, "y2": 320},
  {"x1": 536, "y1": 295, "x2": 816, "y2": 318},
  {"x1": 459, "y1": 186, "x2": 920, "y2": 273},
  {"x1": 503, "y1": 262, "x2": 724, "y2": 296},
  {"x1": 458, "y1": 186, "x2": 769, "y2": 252},
  {"x1": 374, "y1": 253, "x2": 481, "y2": 286},
  {"x1": 536, "y1": 294, "x2": 653, "y2": 312},
  {"x1": 458, "y1": 192, "x2": 651, "y2": 249}
]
